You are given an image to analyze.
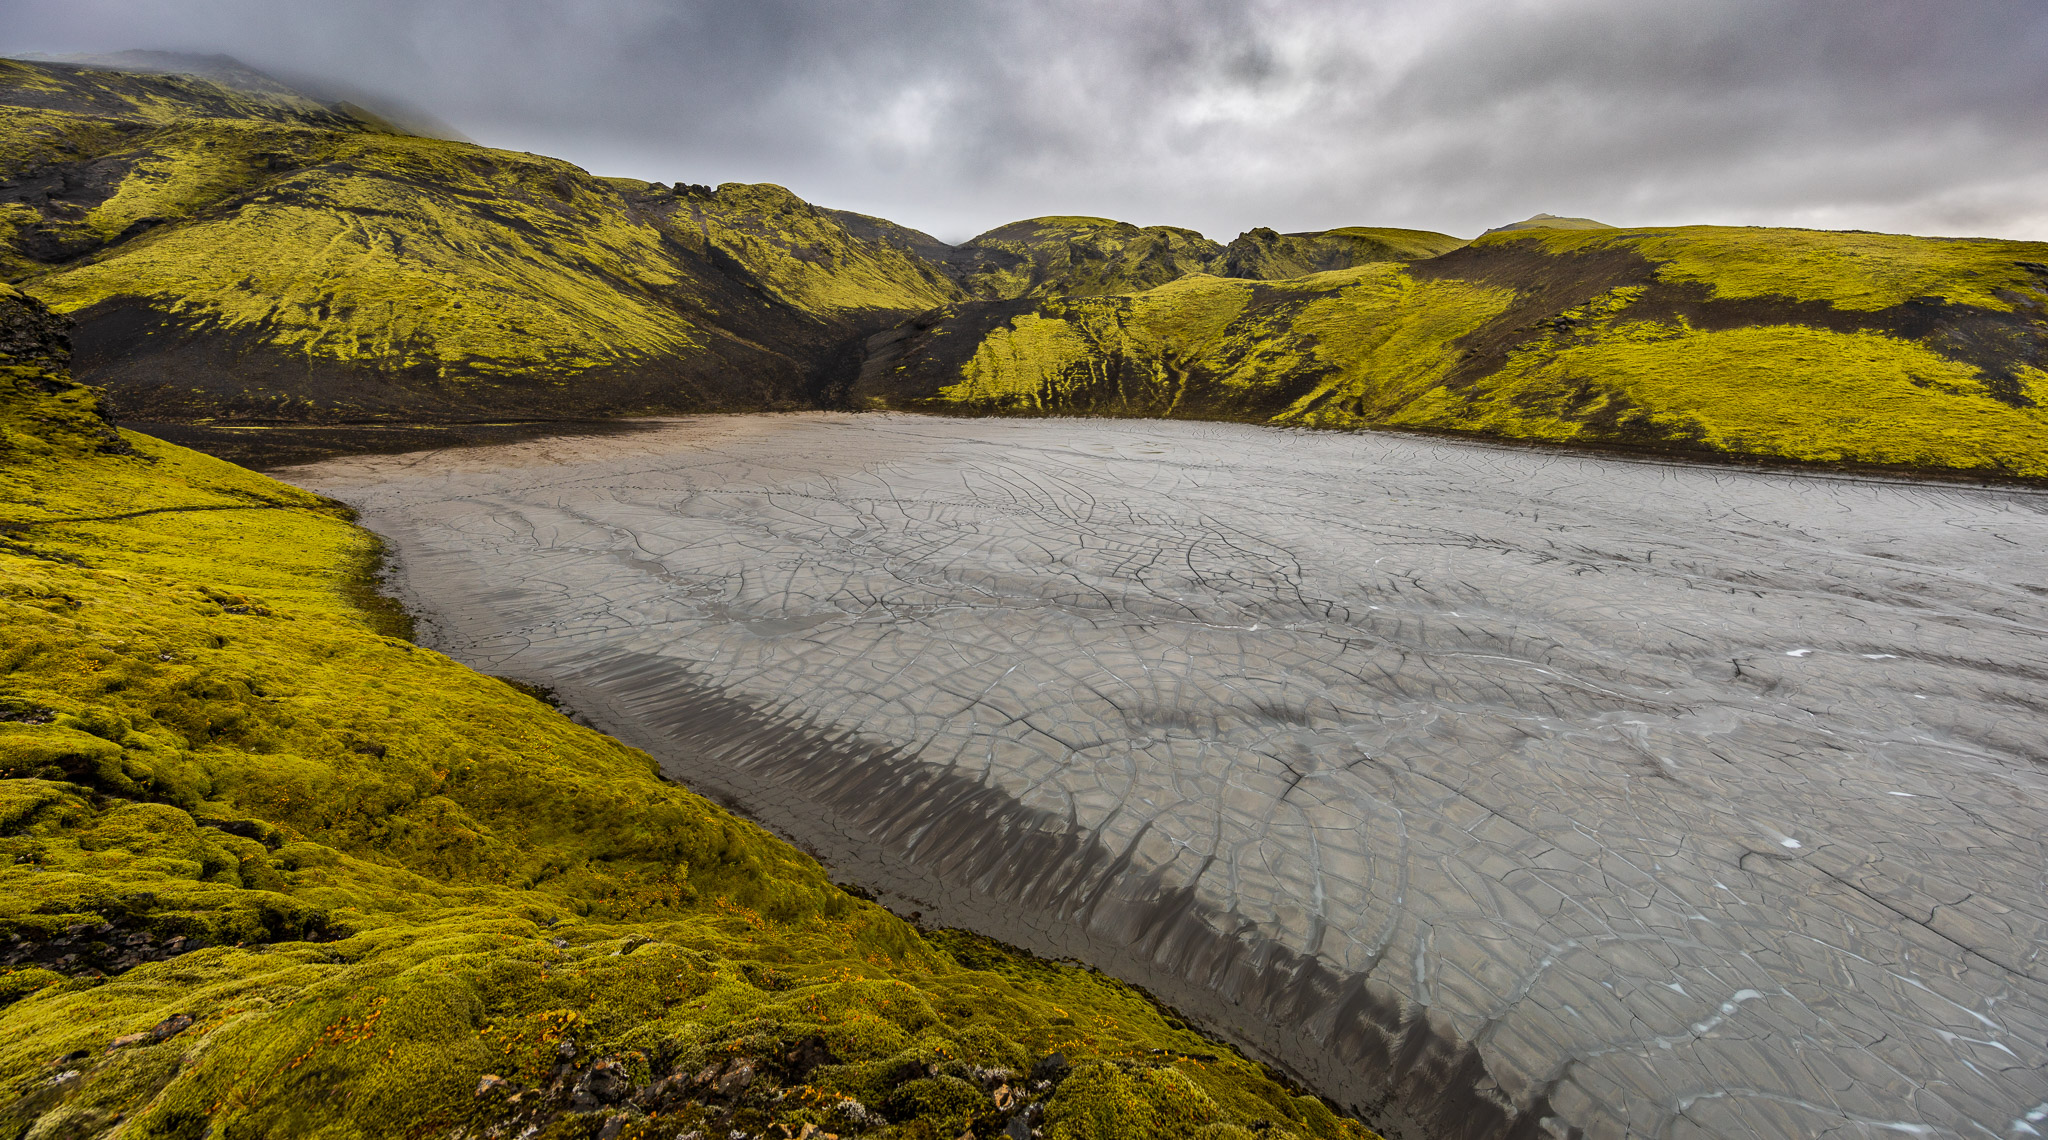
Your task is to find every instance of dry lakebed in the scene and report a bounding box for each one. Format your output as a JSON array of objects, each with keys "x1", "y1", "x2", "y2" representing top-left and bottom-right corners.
[{"x1": 279, "y1": 413, "x2": 2048, "y2": 1140}]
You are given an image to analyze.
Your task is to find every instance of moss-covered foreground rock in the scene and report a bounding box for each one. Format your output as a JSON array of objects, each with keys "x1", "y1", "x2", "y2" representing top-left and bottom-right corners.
[
  {"x1": 0, "y1": 286, "x2": 1373, "y2": 1139},
  {"x1": 859, "y1": 225, "x2": 2048, "y2": 480}
]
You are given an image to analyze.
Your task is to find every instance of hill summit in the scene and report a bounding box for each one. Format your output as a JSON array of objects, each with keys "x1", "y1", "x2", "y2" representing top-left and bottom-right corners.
[{"x1": 1482, "y1": 212, "x2": 1616, "y2": 234}]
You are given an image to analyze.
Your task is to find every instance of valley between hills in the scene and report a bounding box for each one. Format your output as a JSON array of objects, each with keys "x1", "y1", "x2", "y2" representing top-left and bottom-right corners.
[{"x1": 3, "y1": 53, "x2": 2048, "y2": 1140}]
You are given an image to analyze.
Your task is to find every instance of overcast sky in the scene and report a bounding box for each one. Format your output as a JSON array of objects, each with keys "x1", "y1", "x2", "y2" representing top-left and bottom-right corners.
[{"x1": 6, "y1": 0, "x2": 2046, "y2": 244}]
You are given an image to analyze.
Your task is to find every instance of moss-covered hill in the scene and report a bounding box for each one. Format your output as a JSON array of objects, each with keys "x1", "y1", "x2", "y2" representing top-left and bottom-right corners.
[
  {"x1": 938, "y1": 219, "x2": 1460, "y2": 300},
  {"x1": 1481, "y1": 213, "x2": 1613, "y2": 236},
  {"x1": 857, "y1": 224, "x2": 2048, "y2": 480},
  {"x1": 943, "y1": 218, "x2": 1229, "y2": 299},
  {"x1": 0, "y1": 58, "x2": 970, "y2": 422},
  {"x1": 12, "y1": 54, "x2": 2046, "y2": 480},
  {"x1": 1216, "y1": 228, "x2": 1465, "y2": 281},
  {"x1": 0, "y1": 57, "x2": 1459, "y2": 428},
  {"x1": 0, "y1": 286, "x2": 1373, "y2": 1139}
]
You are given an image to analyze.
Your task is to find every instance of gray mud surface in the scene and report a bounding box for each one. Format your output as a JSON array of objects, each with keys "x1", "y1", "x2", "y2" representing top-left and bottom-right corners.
[{"x1": 283, "y1": 413, "x2": 2048, "y2": 1140}]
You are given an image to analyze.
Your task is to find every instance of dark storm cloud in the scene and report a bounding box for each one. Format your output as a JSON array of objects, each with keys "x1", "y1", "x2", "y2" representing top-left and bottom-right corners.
[{"x1": 6, "y1": 0, "x2": 2045, "y2": 242}]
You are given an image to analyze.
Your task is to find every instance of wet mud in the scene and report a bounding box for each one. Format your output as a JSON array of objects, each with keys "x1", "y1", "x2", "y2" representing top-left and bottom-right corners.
[{"x1": 284, "y1": 413, "x2": 2048, "y2": 1139}]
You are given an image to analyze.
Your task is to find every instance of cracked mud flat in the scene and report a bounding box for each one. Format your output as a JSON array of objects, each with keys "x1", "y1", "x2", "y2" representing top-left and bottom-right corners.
[{"x1": 282, "y1": 413, "x2": 2048, "y2": 1140}]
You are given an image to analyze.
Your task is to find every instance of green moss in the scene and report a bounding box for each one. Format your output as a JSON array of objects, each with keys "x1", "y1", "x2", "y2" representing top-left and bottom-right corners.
[
  {"x1": 922, "y1": 266, "x2": 1513, "y2": 424},
  {"x1": 1265, "y1": 268, "x2": 1514, "y2": 418},
  {"x1": 0, "y1": 291, "x2": 1375, "y2": 1138},
  {"x1": 27, "y1": 51, "x2": 2047, "y2": 474},
  {"x1": 1319, "y1": 228, "x2": 1467, "y2": 258},
  {"x1": 943, "y1": 313, "x2": 1102, "y2": 408},
  {"x1": 887, "y1": 225, "x2": 2048, "y2": 479},
  {"x1": 2017, "y1": 364, "x2": 2048, "y2": 407},
  {"x1": 1393, "y1": 320, "x2": 2048, "y2": 474},
  {"x1": 0, "y1": 105, "x2": 153, "y2": 275},
  {"x1": 1220, "y1": 227, "x2": 1464, "y2": 280},
  {"x1": 1014, "y1": 216, "x2": 1123, "y2": 229},
  {"x1": 1, "y1": 61, "x2": 973, "y2": 418},
  {"x1": 953, "y1": 217, "x2": 1229, "y2": 299},
  {"x1": 692, "y1": 182, "x2": 962, "y2": 315},
  {"x1": 1487, "y1": 224, "x2": 2048, "y2": 312},
  {"x1": 1123, "y1": 273, "x2": 1255, "y2": 340},
  {"x1": 1484, "y1": 214, "x2": 1613, "y2": 234},
  {"x1": 0, "y1": 58, "x2": 345, "y2": 129},
  {"x1": 24, "y1": 130, "x2": 710, "y2": 379}
]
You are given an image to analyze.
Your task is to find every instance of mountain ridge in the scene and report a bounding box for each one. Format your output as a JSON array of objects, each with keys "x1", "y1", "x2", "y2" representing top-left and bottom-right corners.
[
  {"x1": 5, "y1": 54, "x2": 2047, "y2": 481},
  {"x1": 856, "y1": 224, "x2": 2048, "y2": 478},
  {"x1": 0, "y1": 55, "x2": 1456, "y2": 425}
]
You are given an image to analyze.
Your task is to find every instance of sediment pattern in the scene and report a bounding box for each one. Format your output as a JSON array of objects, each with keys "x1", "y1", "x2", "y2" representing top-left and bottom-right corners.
[{"x1": 286, "y1": 414, "x2": 2048, "y2": 1139}]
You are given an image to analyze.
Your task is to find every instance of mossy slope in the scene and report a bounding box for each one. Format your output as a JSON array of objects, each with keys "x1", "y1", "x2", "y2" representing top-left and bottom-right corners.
[
  {"x1": 1, "y1": 56, "x2": 1465, "y2": 425},
  {"x1": 861, "y1": 226, "x2": 2048, "y2": 479},
  {"x1": 0, "y1": 288, "x2": 1372, "y2": 1139},
  {"x1": 1, "y1": 58, "x2": 968, "y2": 422}
]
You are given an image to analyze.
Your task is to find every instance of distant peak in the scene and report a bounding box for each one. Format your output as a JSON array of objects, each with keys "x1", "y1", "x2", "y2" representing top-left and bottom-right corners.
[
  {"x1": 17, "y1": 50, "x2": 475, "y2": 142},
  {"x1": 1022, "y1": 215, "x2": 1126, "y2": 228},
  {"x1": 19, "y1": 50, "x2": 306, "y2": 99},
  {"x1": 1483, "y1": 213, "x2": 1617, "y2": 235},
  {"x1": 963, "y1": 216, "x2": 1139, "y2": 244}
]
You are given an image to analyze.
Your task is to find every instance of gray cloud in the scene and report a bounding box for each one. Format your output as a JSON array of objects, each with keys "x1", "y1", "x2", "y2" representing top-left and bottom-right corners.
[{"x1": 5, "y1": 0, "x2": 2045, "y2": 242}]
